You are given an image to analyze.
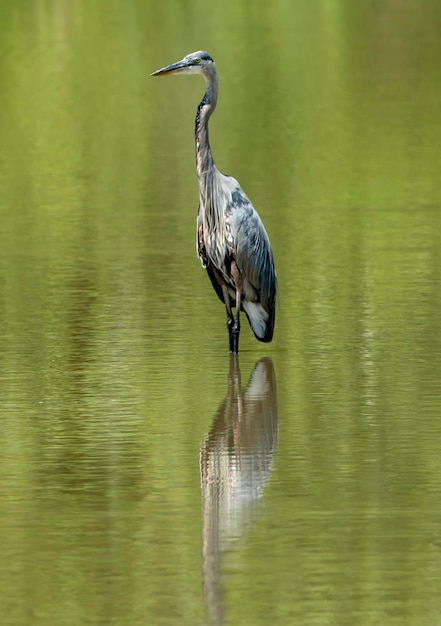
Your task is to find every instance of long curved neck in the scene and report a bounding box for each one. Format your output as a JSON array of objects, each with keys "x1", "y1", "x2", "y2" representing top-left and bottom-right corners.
[{"x1": 195, "y1": 67, "x2": 218, "y2": 184}]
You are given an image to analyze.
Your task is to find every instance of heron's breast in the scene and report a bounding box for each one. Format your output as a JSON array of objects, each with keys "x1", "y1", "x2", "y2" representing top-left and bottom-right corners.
[{"x1": 205, "y1": 229, "x2": 231, "y2": 266}]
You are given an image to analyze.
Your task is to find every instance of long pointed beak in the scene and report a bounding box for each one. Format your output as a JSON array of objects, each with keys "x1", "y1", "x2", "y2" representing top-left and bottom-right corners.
[{"x1": 150, "y1": 59, "x2": 189, "y2": 77}]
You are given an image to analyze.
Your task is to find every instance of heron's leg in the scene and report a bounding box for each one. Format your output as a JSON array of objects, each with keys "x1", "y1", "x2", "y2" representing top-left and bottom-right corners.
[
  {"x1": 228, "y1": 289, "x2": 241, "y2": 353},
  {"x1": 230, "y1": 262, "x2": 243, "y2": 354},
  {"x1": 212, "y1": 266, "x2": 235, "y2": 340},
  {"x1": 221, "y1": 284, "x2": 239, "y2": 353},
  {"x1": 221, "y1": 284, "x2": 234, "y2": 329}
]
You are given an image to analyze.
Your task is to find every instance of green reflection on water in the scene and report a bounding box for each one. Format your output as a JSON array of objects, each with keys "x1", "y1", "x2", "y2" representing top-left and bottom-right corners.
[{"x1": 1, "y1": 1, "x2": 441, "y2": 625}]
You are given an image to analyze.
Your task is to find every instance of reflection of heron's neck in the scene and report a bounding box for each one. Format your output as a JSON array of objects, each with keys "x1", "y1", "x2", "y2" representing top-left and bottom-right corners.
[{"x1": 195, "y1": 69, "x2": 218, "y2": 184}]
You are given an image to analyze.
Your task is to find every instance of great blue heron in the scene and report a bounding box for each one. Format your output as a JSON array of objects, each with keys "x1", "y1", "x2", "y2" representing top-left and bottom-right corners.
[{"x1": 151, "y1": 51, "x2": 277, "y2": 354}]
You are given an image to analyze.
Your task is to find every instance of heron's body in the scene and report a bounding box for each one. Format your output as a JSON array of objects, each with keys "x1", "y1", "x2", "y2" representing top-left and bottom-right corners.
[{"x1": 151, "y1": 51, "x2": 277, "y2": 353}]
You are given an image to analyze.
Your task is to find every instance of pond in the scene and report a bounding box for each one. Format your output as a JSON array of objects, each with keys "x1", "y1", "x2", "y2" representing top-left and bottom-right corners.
[{"x1": 1, "y1": 2, "x2": 441, "y2": 625}]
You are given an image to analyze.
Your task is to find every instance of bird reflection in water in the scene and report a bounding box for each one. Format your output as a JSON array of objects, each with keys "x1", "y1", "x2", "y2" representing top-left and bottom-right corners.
[{"x1": 200, "y1": 356, "x2": 278, "y2": 625}]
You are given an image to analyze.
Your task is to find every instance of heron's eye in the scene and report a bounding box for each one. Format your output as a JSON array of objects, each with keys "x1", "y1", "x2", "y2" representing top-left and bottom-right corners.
[{"x1": 194, "y1": 58, "x2": 201, "y2": 64}]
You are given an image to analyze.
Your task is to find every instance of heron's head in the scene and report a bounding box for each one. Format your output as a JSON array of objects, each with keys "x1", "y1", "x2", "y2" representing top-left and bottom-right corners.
[{"x1": 150, "y1": 51, "x2": 215, "y2": 78}]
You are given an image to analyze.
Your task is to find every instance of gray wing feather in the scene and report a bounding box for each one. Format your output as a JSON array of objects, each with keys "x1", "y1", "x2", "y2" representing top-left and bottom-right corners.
[{"x1": 228, "y1": 189, "x2": 277, "y2": 311}]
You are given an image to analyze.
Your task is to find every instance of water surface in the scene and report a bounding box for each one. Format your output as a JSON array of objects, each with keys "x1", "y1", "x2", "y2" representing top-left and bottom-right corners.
[{"x1": 1, "y1": 2, "x2": 441, "y2": 625}]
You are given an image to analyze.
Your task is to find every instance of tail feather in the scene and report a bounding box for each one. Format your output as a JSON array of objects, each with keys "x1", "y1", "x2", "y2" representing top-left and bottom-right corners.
[{"x1": 243, "y1": 301, "x2": 275, "y2": 343}]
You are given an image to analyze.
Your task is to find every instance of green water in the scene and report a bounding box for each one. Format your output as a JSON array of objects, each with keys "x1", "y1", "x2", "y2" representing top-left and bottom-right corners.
[{"x1": 1, "y1": 1, "x2": 441, "y2": 625}]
